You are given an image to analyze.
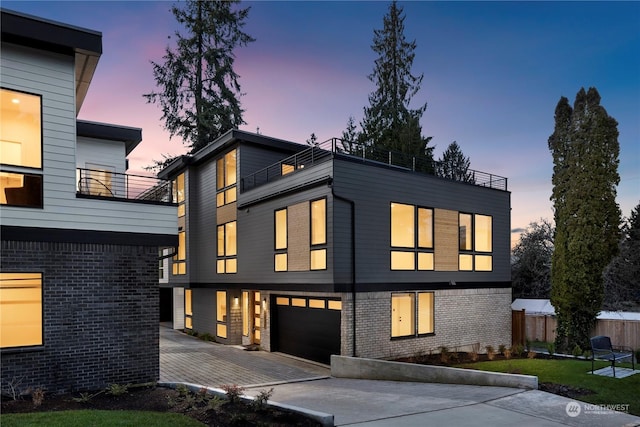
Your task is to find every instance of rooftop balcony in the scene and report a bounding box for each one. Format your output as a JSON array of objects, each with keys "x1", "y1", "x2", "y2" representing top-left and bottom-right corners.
[
  {"x1": 76, "y1": 168, "x2": 174, "y2": 205},
  {"x1": 241, "y1": 138, "x2": 508, "y2": 192}
]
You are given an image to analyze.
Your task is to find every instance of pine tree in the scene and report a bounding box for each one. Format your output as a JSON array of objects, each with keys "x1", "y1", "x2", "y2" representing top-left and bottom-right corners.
[
  {"x1": 548, "y1": 87, "x2": 621, "y2": 352},
  {"x1": 144, "y1": 0, "x2": 254, "y2": 155},
  {"x1": 306, "y1": 133, "x2": 318, "y2": 146},
  {"x1": 360, "y1": 1, "x2": 433, "y2": 164},
  {"x1": 437, "y1": 141, "x2": 474, "y2": 183},
  {"x1": 337, "y1": 116, "x2": 360, "y2": 154},
  {"x1": 511, "y1": 219, "x2": 555, "y2": 299}
]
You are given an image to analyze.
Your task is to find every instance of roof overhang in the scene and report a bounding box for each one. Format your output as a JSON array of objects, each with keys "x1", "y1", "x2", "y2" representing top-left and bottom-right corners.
[
  {"x1": 1, "y1": 8, "x2": 102, "y2": 114},
  {"x1": 77, "y1": 120, "x2": 142, "y2": 155}
]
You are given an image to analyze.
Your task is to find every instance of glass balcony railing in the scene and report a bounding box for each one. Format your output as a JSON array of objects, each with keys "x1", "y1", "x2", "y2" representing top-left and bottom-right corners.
[{"x1": 76, "y1": 168, "x2": 173, "y2": 204}]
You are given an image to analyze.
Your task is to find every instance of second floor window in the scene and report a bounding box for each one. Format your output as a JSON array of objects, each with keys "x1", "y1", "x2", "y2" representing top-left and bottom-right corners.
[
  {"x1": 390, "y1": 203, "x2": 434, "y2": 271},
  {"x1": 311, "y1": 198, "x2": 327, "y2": 270},
  {"x1": 216, "y1": 149, "x2": 237, "y2": 207},
  {"x1": 274, "y1": 208, "x2": 288, "y2": 271},
  {"x1": 459, "y1": 213, "x2": 493, "y2": 271},
  {"x1": 172, "y1": 173, "x2": 186, "y2": 275},
  {"x1": 217, "y1": 221, "x2": 237, "y2": 273}
]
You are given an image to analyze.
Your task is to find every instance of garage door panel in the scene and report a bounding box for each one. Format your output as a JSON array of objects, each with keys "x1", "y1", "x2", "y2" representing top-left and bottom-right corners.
[{"x1": 274, "y1": 298, "x2": 340, "y2": 364}]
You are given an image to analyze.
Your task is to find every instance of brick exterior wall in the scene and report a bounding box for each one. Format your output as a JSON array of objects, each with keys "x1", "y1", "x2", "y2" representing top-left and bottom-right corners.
[
  {"x1": 350, "y1": 288, "x2": 512, "y2": 360},
  {"x1": 0, "y1": 240, "x2": 159, "y2": 394}
]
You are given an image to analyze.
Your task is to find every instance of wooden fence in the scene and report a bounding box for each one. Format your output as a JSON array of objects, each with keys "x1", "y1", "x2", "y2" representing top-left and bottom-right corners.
[{"x1": 513, "y1": 311, "x2": 640, "y2": 350}]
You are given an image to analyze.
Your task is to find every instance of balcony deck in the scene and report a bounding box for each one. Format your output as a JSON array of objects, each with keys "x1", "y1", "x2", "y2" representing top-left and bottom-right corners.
[{"x1": 76, "y1": 168, "x2": 174, "y2": 205}]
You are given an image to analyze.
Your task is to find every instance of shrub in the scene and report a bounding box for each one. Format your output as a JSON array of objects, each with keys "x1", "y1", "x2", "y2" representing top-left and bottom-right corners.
[
  {"x1": 105, "y1": 383, "x2": 130, "y2": 396},
  {"x1": 527, "y1": 350, "x2": 537, "y2": 359},
  {"x1": 511, "y1": 345, "x2": 524, "y2": 358},
  {"x1": 525, "y1": 339, "x2": 532, "y2": 352},
  {"x1": 251, "y1": 388, "x2": 274, "y2": 411},
  {"x1": 200, "y1": 333, "x2": 215, "y2": 342},
  {"x1": 470, "y1": 350, "x2": 479, "y2": 362},
  {"x1": 546, "y1": 342, "x2": 555, "y2": 356},
  {"x1": 31, "y1": 387, "x2": 45, "y2": 407},
  {"x1": 220, "y1": 384, "x2": 245, "y2": 403},
  {"x1": 503, "y1": 348, "x2": 512, "y2": 359},
  {"x1": 571, "y1": 344, "x2": 583, "y2": 358},
  {"x1": 498, "y1": 344, "x2": 507, "y2": 355},
  {"x1": 486, "y1": 345, "x2": 495, "y2": 361}
]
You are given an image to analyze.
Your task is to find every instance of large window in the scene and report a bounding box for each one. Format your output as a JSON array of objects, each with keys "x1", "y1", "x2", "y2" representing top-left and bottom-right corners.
[
  {"x1": 0, "y1": 272, "x2": 42, "y2": 348},
  {"x1": 459, "y1": 213, "x2": 493, "y2": 271},
  {"x1": 216, "y1": 150, "x2": 237, "y2": 207},
  {"x1": 1, "y1": 88, "x2": 43, "y2": 208},
  {"x1": 391, "y1": 291, "x2": 434, "y2": 338},
  {"x1": 216, "y1": 291, "x2": 227, "y2": 338},
  {"x1": 390, "y1": 203, "x2": 434, "y2": 270},
  {"x1": 274, "y1": 208, "x2": 288, "y2": 271},
  {"x1": 217, "y1": 221, "x2": 237, "y2": 273},
  {"x1": 310, "y1": 198, "x2": 327, "y2": 270}
]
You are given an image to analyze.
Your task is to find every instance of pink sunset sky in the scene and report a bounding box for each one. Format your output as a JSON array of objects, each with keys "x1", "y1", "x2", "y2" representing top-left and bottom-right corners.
[{"x1": 5, "y1": 1, "x2": 639, "y2": 246}]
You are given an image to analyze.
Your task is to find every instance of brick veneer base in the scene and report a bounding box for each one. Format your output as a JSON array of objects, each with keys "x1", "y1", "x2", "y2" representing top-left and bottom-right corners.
[{"x1": 0, "y1": 240, "x2": 159, "y2": 393}]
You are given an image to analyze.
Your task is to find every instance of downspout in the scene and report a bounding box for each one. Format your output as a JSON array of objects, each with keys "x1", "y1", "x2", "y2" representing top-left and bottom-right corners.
[{"x1": 329, "y1": 179, "x2": 357, "y2": 357}]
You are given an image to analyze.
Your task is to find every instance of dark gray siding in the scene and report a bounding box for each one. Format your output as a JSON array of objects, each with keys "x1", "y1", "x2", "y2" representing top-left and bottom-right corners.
[
  {"x1": 190, "y1": 160, "x2": 218, "y2": 282},
  {"x1": 332, "y1": 159, "x2": 511, "y2": 286},
  {"x1": 238, "y1": 142, "x2": 300, "y2": 190}
]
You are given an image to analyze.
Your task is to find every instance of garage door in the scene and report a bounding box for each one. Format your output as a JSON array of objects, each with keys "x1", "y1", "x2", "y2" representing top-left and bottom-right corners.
[{"x1": 273, "y1": 296, "x2": 341, "y2": 365}]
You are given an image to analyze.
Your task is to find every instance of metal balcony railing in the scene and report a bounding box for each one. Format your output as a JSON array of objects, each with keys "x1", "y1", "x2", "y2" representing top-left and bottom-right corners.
[
  {"x1": 241, "y1": 138, "x2": 508, "y2": 192},
  {"x1": 76, "y1": 168, "x2": 173, "y2": 204}
]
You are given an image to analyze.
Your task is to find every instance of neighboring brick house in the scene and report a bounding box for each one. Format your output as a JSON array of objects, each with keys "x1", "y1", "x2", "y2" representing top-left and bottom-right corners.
[
  {"x1": 0, "y1": 9, "x2": 177, "y2": 393},
  {"x1": 159, "y1": 129, "x2": 512, "y2": 364}
]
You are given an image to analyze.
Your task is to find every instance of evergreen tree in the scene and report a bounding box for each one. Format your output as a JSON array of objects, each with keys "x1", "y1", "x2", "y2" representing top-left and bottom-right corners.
[
  {"x1": 603, "y1": 202, "x2": 640, "y2": 310},
  {"x1": 338, "y1": 116, "x2": 361, "y2": 154},
  {"x1": 360, "y1": 1, "x2": 433, "y2": 164},
  {"x1": 437, "y1": 141, "x2": 474, "y2": 183},
  {"x1": 306, "y1": 133, "x2": 318, "y2": 146},
  {"x1": 511, "y1": 219, "x2": 554, "y2": 299},
  {"x1": 144, "y1": 0, "x2": 254, "y2": 155},
  {"x1": 548, "y1": 87, "x2": 621, "y2": 352}
]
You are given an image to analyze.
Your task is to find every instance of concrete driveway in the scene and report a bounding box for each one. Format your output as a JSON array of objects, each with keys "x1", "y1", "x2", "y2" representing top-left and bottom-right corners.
[{"x1": 160, "y1": 326, "x2": 640, "y2": 427}]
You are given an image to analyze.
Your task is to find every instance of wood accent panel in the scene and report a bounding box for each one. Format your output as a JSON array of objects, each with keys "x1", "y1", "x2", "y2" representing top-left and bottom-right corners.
[
  {"x1": 434, "y1": 208, "x2": 458, "y2": 271},
  {"x1": 217, "y1": 201, "x2": 237, "y2": 225},
  {"x1": 287, "y1": 201, "x2": 310, "y2": 271}
]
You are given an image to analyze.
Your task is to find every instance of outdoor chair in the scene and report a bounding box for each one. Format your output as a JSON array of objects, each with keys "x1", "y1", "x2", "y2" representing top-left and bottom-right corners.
[{"x1": 589, "y1": 335, "x2": 635, "y2": 378}]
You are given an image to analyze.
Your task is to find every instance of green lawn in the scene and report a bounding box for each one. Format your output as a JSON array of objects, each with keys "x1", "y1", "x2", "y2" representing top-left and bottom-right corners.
[
  {"x1": 457, "y1": 358, "x2": 640, "y2": 416},
  {"x1": 0, "y1": 410, "x2": 205, "y2": 427}
]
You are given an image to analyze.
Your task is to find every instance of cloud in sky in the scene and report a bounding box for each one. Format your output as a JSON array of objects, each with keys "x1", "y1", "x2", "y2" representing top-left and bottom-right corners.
[{"x1": 4, "y1": 0, "x2": 639, "y2": 239}]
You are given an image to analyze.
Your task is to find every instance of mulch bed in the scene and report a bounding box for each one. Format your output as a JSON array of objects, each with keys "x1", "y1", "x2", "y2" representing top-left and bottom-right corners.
[{"x1": 1, "y1": 385, "x2": 321, "y2": 426}]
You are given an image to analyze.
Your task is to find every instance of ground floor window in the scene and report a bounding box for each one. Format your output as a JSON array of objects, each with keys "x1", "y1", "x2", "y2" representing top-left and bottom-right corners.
[
  {"x1": 391, "y1": 291, "x2": 435, "y2": 338},
  {"x1": 0, "y1": 272, "x2": 42, "y2": 348},
  {"x1": 217, "y1": 290, "x2": 227, "y2": 338}
]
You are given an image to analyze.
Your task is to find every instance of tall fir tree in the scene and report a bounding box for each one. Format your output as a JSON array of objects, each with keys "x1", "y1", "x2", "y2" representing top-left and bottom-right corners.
[
  {"x1": 338, "y1": 116, "x2": 361, "y2": 154},
  {"x1": 437, "y1": 141, "x2": 474, "y2": 183},
  {"x1": 548, "y1": 87, "x2": 621, "y2": 352},
  {"x1": 144, "y1": 0, "x2": 254, "y2": 156},
  {"x1": 360, "y1": 1, "x2": 433, "y2": 163}
]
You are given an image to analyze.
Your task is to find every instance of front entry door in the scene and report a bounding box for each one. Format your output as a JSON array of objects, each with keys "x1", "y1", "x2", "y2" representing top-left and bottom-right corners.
[{"x1": 253, "y1": 291, "x2": 261, "y2": 344}]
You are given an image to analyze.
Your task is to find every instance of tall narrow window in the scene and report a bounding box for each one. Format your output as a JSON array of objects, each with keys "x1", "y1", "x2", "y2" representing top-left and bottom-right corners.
[
  {"x1": 391, "y1": 293, "x2": 415, "y2": 338},
  {"x1": 242, "y1": 291, "x2": 249, "y2": 336},
  {"x1": 173, "y1": 172, "x2": 186, "y2": 275},
  {"x1": 0, "y1": 272, "x2": 42, "y2": 348},
  {"x1": 391, "y1": 203, "x2": 434, "y2": 271},
  {"x1": 217, "y1": 221, "x2": 237, "y2": 273},
  {"x1": 185, "y1": 289, "x2": 193, "y2": 329},
  {"x1": 310, "y1": 198, "x2": 327, "y2": 270},
  {"x1": 1, "y1": 89, "x2": 43, "y2": 208},
  {"x1": 216, "y1": 149, "x2": 237, "y2": 207},
  {"x1": 275, "y1": 208, "x2": 288, "y2": 271},
  {"x1": 418, "y1": 292, "x2": 434, "y2": 335},
  {"x1": 216, "y1": 291, "x2": 227, "y2": 338}
]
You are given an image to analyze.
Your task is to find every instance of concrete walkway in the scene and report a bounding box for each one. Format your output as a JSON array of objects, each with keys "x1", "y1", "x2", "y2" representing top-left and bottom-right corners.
[{"x1": 160, "y1": 326, "x2": 640, "y2": 427}]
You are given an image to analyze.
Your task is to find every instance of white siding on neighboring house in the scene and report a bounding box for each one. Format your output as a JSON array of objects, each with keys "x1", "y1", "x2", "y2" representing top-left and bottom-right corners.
[{"x1": 0, "y1": 43, "x2": 176, "y2": 236}]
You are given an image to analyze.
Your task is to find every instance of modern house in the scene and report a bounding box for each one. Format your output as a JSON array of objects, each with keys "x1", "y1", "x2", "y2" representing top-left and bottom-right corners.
[
  {"x1": 0, "y1": 9, "x2": 177, "y2": 393},
  {"x1": 159, "y1": 130, "x2": 512, "y2": 364}
]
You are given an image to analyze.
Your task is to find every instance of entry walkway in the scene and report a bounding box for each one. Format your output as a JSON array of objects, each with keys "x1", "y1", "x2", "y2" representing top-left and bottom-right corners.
[{"x1": 160, "y1": 326, "x2": 640, "y2": 427}]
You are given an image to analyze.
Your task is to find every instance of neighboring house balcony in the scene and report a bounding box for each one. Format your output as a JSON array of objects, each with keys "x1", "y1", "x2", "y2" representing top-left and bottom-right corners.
[
  {"x1": 77, "y1": 168, "x2": 173, "y2": 205},
  {"x1": 241, "y1": 137, "x2": 508, "y2": 193}
]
